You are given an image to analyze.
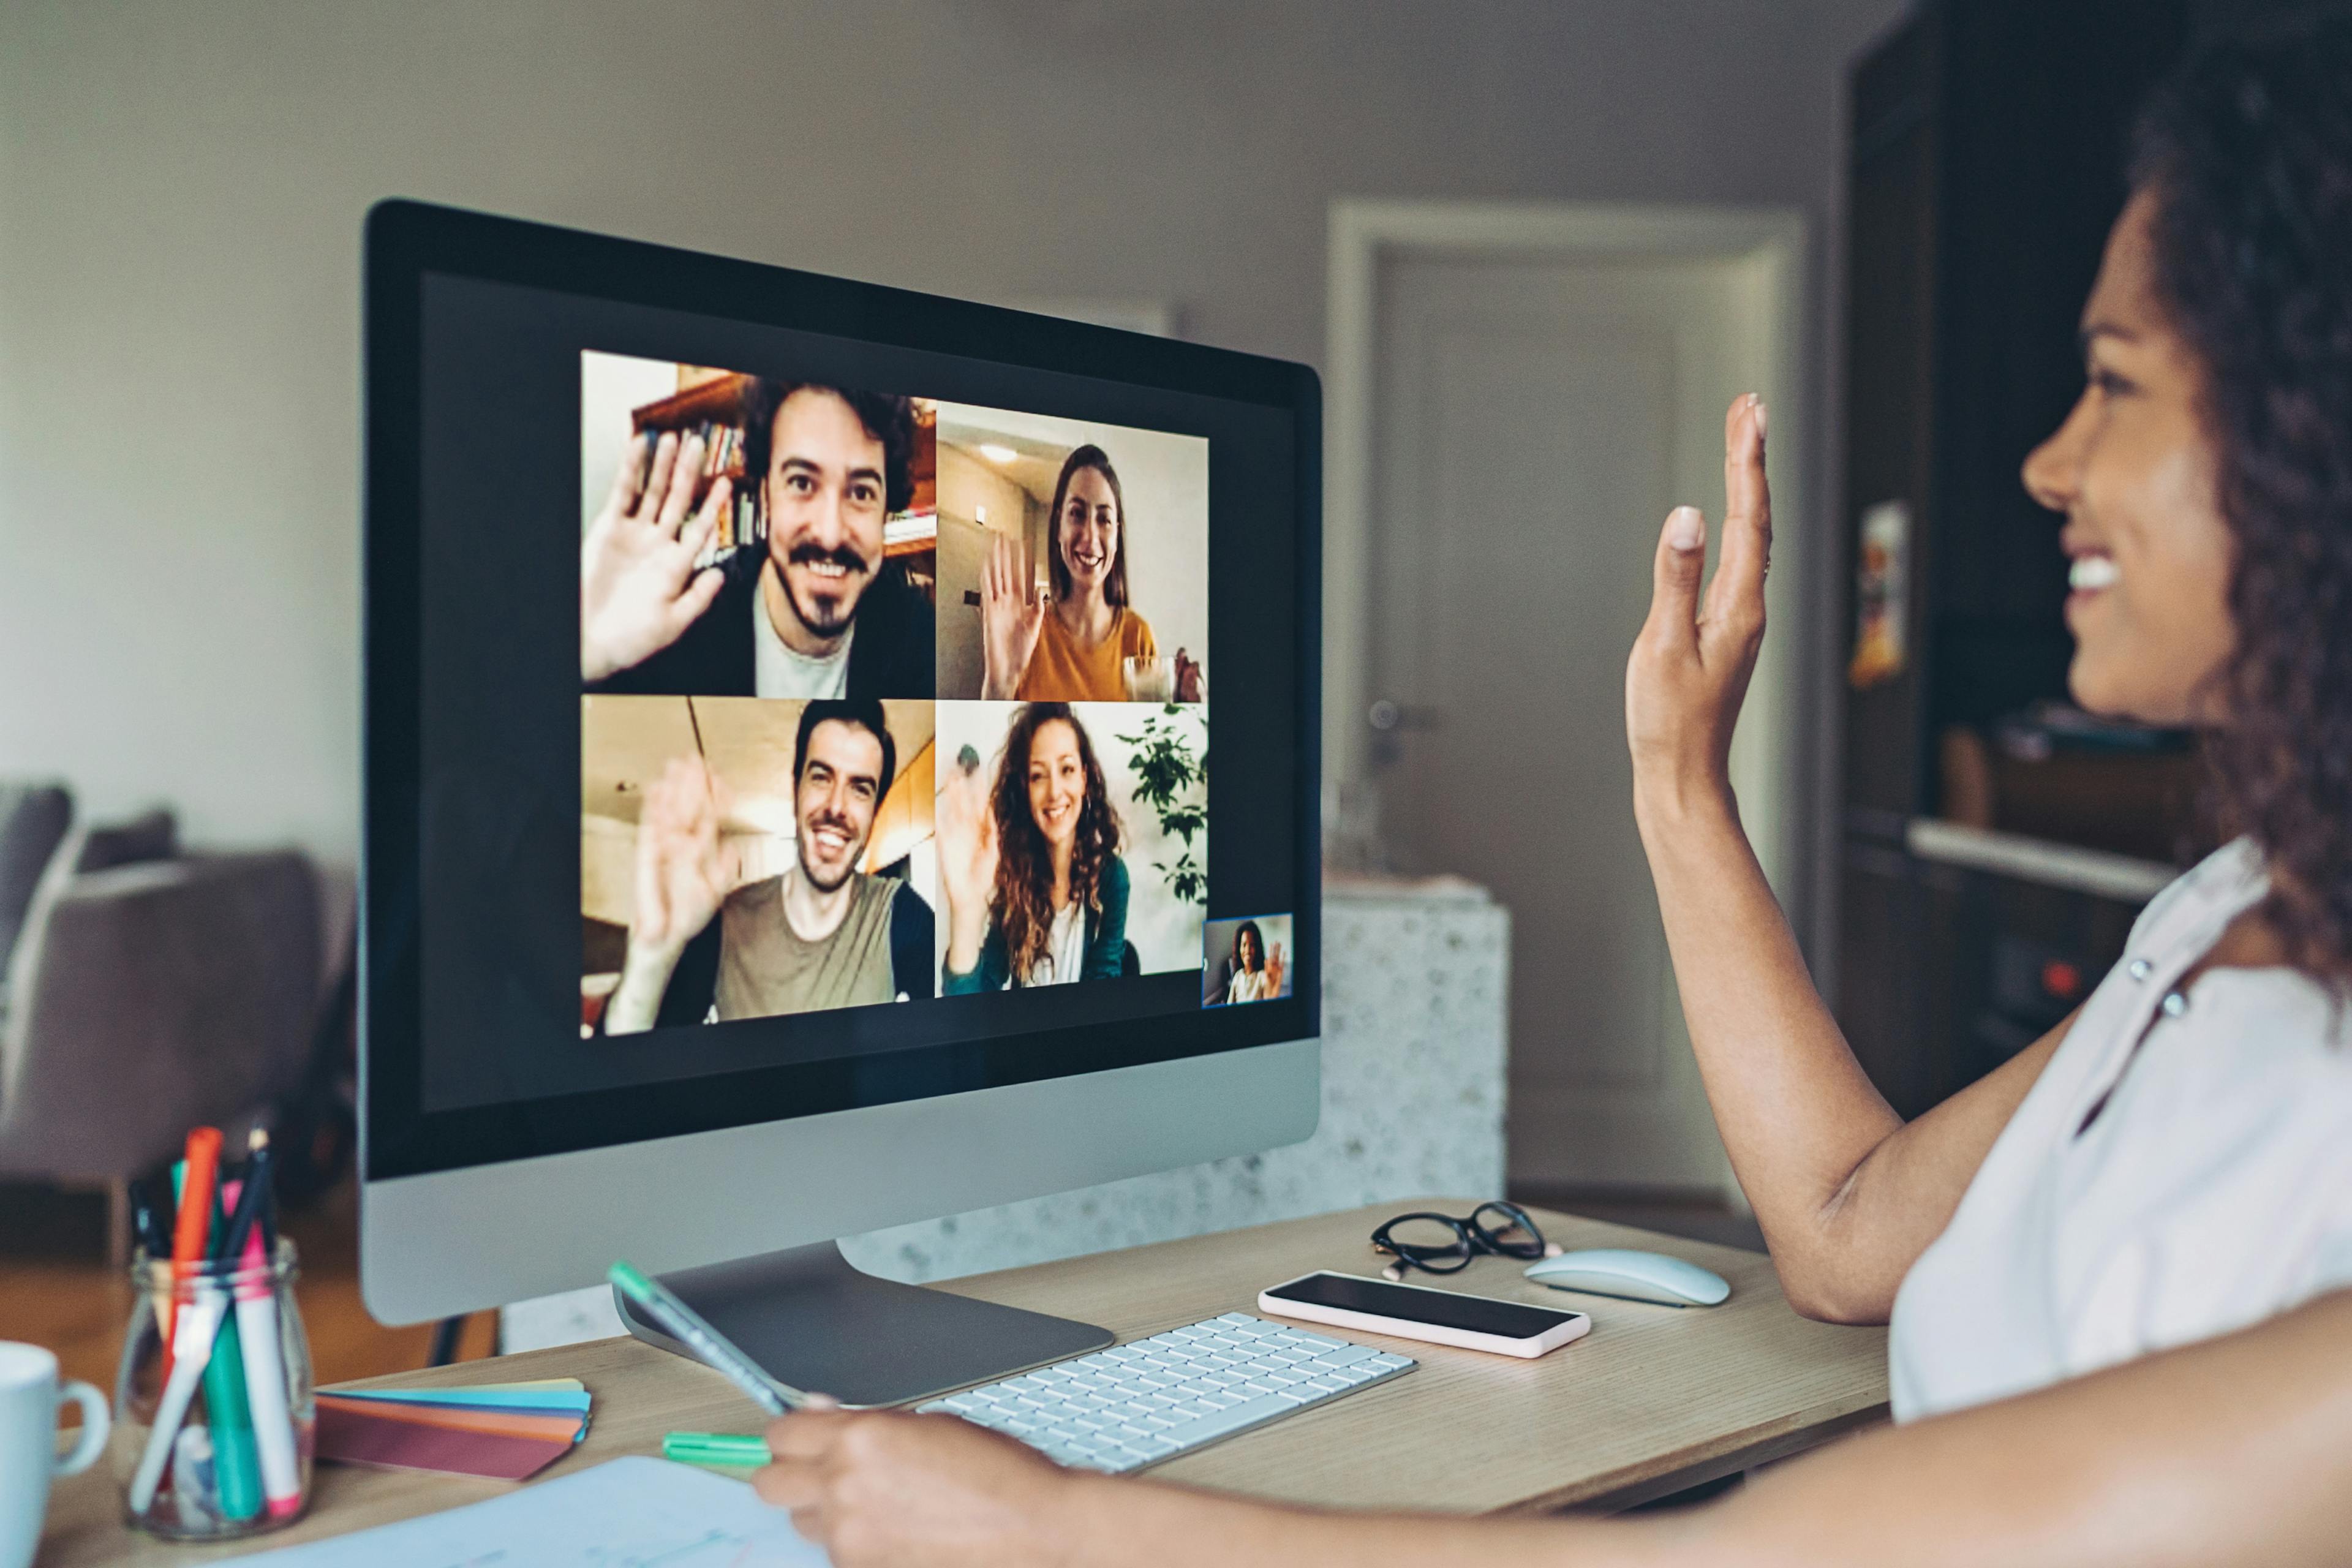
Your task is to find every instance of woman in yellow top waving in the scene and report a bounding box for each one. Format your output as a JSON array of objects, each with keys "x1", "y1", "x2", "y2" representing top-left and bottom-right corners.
[{"x1": 981, "y1": 444, "x2": 1204, "y2": 703}]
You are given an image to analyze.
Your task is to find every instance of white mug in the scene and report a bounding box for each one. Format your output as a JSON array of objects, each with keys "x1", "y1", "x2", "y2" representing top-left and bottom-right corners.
[{"x1": 0, "y1": 1342, "x2": 108, "y2": 1568}]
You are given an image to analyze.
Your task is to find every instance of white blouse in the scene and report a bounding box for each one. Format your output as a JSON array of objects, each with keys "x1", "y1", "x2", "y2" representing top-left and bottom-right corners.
[{"x1": 1888, "y1": 839, "x2": 2352, "y2": 1421}]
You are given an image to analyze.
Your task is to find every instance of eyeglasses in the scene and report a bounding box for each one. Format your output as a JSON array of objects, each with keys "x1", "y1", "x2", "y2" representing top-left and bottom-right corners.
[{"x1": 1368, "y1": 1202, "x2": 1559, "y2": 1281}]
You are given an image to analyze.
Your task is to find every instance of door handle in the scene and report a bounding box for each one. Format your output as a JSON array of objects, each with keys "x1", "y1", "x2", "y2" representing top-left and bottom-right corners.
[{"x1": 1367, "y1": 699, "x2": 1441, "y2": 733}]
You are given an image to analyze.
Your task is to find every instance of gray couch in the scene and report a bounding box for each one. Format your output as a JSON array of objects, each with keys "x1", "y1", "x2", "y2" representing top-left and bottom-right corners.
[{"x1": 0, "y1": 782, "x2": 321, "y2": 1261}]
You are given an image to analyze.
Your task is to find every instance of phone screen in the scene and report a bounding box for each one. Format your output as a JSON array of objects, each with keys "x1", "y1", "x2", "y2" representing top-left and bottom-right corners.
[{"x1": 1265, "y1": 1273, "x2": 1578, "y2": 1339}]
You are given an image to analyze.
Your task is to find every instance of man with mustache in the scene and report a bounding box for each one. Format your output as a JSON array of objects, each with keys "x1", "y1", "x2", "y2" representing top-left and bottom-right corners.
[
  {"x1": 582, "y1": 380, "x2": 933, "y2": 699},
  {"x1": 603, "y1": 700, "x2": 935, "y2": 1032}
]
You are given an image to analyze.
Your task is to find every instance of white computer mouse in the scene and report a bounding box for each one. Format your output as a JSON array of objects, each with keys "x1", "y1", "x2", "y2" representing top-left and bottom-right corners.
[{"x1": 1524, "y1": 1248, "x2": 1730, "y2": 1307}]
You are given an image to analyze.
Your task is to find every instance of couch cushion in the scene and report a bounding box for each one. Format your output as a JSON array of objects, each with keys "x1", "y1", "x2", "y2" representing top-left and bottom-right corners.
[
  {"x1": 75, "y1": 808, "x2": 178, "y2": 874},
  {"x1": 0, "y1": 783, "x2": 72, "y2": 982}
]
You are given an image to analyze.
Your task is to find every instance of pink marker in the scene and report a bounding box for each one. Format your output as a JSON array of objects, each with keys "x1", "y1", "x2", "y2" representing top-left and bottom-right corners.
[{"x1": 228, "y1": 1137, "x2": 304, "y2": 1518}]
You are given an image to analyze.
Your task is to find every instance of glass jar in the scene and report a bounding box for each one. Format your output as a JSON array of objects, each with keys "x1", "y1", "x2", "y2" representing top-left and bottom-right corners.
[{"x1": 113, "y1": 1239, "x2": 314, "y2": 1540}]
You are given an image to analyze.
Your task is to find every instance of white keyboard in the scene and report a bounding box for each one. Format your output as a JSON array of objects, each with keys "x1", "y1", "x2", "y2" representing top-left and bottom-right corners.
[{"x1": 916, "y1": 1311, "x2": 1415, "y2": 1473}]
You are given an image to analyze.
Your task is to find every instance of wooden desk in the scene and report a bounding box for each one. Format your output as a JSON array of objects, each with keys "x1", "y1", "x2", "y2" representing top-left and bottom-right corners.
[{"x1": 41, "y1": 1202, "x2": 1887, "y2": 1564}]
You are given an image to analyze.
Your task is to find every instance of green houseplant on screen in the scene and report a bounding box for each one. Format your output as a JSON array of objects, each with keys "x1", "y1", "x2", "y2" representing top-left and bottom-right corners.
[{"x1": 1119, "y1": 705, "x2": 1207, "y2": 907}]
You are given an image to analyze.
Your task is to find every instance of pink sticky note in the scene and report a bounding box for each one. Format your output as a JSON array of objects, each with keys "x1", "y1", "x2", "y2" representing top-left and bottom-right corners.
[{"x1": 314, "y1": 1403, "x2": 578, "y2": 1482}]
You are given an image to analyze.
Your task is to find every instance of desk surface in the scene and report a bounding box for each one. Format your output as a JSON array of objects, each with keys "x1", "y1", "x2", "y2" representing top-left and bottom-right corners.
[{"x1": 42, "y1": 1201, "x2": 1887, "y2": 1564}]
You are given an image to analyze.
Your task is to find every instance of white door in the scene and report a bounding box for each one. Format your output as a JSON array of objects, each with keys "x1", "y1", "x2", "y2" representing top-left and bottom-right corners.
[{"x1": 1337, "y1": 208, "x2": 1803, "y2": 1197}]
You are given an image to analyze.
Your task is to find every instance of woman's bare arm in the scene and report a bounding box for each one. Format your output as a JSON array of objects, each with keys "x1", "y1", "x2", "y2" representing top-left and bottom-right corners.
[
  {"x1": 756, "y1": 1289, "x2": 2352, "y2": 1568},
  {"x1": 1624, "y1": 396, "x2": 2070, "y2": 1321}
]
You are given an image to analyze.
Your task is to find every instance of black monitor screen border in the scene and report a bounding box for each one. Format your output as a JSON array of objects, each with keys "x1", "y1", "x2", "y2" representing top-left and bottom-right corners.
[{"x1": 363, "y1": 200, "x2": 1321, "y2": 1183}]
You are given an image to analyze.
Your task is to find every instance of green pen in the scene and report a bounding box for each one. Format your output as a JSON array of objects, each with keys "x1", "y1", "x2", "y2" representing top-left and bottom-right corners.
[
  {"x1": 663, "y1": 1430, "x2": 771, "y2": 1467},
  {"x1": 608, "y1": 1261, "x2": 807, "y2": 1417}
]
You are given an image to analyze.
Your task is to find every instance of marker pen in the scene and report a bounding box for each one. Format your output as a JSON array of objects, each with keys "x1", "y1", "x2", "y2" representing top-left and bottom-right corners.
[{"x1": 231, "y1": 1136, "x2": 304, "y2": 1518}]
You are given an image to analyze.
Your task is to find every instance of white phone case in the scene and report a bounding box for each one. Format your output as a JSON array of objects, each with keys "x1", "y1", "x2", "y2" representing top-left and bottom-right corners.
[{"x1": 1257, "y1": 1272, "x2": 1592, "y2": 1359}]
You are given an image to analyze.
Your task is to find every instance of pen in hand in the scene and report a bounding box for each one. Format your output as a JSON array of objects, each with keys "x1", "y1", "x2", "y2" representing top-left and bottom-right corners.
[{"x1": 608, "y1": 1261, "x2": 816, "y2": 1419}]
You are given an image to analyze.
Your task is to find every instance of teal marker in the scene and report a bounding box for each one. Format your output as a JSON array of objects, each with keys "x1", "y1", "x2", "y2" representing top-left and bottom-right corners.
[
  {"x1": 663, "y1": 1430, "x2": 771, "y2": 1467},
  {"x1": 608, "y1": 1261, "x2": 806, "y2": 1417}
]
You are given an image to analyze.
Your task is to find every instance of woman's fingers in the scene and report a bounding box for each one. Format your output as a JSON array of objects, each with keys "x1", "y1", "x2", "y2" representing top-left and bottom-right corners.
[
  {"x1": 984, "y1": 532, "x2": 1009, "y2": 606},
  {"x1": 1703, "y1": 394, "x2": 1771, "y2": 638},
  {"x1": 1642, "y1": 504, "x2": 1708, "y2": 655}
]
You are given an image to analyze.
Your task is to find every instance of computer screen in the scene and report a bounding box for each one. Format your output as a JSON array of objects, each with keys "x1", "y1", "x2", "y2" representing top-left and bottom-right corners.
[{"x1": 364, "y1": 202, "x2": 1319, "y2": 1187}]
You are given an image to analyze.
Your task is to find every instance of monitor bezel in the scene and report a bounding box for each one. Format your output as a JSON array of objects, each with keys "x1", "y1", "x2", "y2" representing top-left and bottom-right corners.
[{"x1": 363, "y1": 198, "x2": 1321, "y2": 1183}]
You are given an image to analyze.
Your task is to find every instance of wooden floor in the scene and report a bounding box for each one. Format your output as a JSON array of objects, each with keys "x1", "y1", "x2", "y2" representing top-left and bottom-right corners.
[{"x1": 0, "y1": 1177, "x2": 497, "y2": 1404}]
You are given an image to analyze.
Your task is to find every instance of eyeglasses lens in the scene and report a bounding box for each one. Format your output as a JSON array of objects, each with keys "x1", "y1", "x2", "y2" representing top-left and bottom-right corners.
[
  {"x1": 1471, "y1": 1204, "x2": 1545, "y2": 1257},
  {"x1": 1384, "y1": 1215, "x2": 1471, "y2": 1265}
]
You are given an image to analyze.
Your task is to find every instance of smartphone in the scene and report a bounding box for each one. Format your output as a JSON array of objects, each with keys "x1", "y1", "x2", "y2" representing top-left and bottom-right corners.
[{"x1": 1258, "y1": 1271, "x2": 1592, "y2": 1359}]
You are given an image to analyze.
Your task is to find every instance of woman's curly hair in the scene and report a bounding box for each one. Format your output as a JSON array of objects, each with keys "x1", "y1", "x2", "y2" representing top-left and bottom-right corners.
[
  {"x1": 990, "y1": 703, "x2": 1122, "y2": 984},
  {"x1": 2131, "y1": 20, "x2": 2352, "y2": 987}
]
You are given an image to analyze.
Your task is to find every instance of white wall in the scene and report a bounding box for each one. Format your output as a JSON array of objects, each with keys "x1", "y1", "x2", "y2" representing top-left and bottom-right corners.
[
  {"x1": 579, "y1": 352, "x2": 680, "y2": 536},
  {"x1": 0, "y1": 0, "x2": 1904, "y2": 869}
]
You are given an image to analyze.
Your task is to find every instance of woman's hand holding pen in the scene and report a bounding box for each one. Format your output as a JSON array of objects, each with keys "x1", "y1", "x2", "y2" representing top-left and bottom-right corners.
[
  {"x1": 756, "y1": 1407, "x2": 1083, "y2": 1568},
  {"x1": 581, "y1": 430, "x2": 732, "y2": 684},
  {"x1": 935, "y1": 758, "x2": 999, "y2": 976},
  {"x1": 979, "y1": 532, "x2": 1047, "y2": 699},
  {"x1": 1623, "y1": 394, "x2": 1771, "y2": 828}
]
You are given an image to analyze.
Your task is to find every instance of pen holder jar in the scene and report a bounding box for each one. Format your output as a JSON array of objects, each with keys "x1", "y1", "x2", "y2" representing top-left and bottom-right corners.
[{"x1": 114, "y1": 1240, "x2": 315, "y2": 1540}]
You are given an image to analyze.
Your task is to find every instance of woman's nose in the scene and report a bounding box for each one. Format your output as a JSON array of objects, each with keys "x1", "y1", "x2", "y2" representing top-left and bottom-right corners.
[{"x1": 2022, "y1": 392, "x2": 2090, "y2": 514}]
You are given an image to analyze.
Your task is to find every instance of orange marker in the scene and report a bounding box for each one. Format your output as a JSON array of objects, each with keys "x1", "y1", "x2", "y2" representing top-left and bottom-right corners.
[{"x1": 162, "y1": 1126, "x2": 224, "y2": 1381}]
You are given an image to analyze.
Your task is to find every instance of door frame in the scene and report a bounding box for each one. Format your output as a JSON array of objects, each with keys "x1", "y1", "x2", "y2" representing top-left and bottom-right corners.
[{"x1": 1325, "y1": 200, "x2": 1811, "y2": 909}]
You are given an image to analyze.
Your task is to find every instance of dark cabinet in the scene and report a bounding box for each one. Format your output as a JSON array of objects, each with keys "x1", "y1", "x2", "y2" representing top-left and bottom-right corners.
[{"x1": 1834, "y1": 1, "x2": 2190, "y2": 1114}]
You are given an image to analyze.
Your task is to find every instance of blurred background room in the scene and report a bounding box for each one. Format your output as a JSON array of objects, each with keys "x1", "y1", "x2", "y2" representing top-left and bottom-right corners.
[{"x1": 1, "y1": 0, "x2": 2318, "y2": 1396}]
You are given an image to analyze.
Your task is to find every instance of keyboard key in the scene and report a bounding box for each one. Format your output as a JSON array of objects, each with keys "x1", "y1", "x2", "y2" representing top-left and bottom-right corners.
[
  {"x1": 1154, "y1": 1392, "x2": 1298, "y2": 1451},
  {"x1": 1367, "y1": 1354, "x2": 1414, "y2": 1371},
  {"x1": 1310, "y1": 1344, "x2": 1380, "y2": 1367}
]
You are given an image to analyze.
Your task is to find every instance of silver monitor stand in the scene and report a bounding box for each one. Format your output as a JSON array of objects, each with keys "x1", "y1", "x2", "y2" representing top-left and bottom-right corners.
[{"x1": 613, "y1": 1240, "x2": 1111, "y2": 1408}]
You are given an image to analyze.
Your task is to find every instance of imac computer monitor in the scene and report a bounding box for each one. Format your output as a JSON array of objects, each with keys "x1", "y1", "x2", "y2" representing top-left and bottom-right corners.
[{"x1": 361, "y1": 200, "x2": 1321, "y2": 1403}]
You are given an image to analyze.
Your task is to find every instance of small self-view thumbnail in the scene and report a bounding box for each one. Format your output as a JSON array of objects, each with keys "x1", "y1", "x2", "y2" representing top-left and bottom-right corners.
[{"x1": 1203, "y1": 913, "x2": 1292, "y2": 1006}]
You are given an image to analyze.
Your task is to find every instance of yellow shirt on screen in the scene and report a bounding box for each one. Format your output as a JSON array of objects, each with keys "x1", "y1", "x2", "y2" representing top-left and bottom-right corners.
[{"x1": 1017, "y1": 605, "x2": 1158, "y2": 703}]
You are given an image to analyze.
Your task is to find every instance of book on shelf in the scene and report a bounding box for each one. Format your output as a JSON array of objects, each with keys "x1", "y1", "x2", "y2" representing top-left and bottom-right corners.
[{"x1": 883, "y1": 509, "x2": 938, "y2": 548}]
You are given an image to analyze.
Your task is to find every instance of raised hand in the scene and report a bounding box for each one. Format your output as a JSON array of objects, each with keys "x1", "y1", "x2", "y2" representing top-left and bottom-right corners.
[
  {"x1": 1174, "y1": 647, "x2": 1204, "y2": 703},
  {"x1": 979, "y1": 532, "x2": 1047, "y2": 699},
  {"x1": 1625, "y1": 394, "x2": 1771, "y2": 818},
  {"x1": 1265, "y1": 940, "x2": 1285, "y2": 999},
  {"x1": 581, "y1": 431, "x2": 731, "y2": 684},
  {"x1": 935, "y1": 750, "x2": 1000, "y2": 974},
  {"x1": 630, "y1": 755, "x2": 737, "y2": 961}
]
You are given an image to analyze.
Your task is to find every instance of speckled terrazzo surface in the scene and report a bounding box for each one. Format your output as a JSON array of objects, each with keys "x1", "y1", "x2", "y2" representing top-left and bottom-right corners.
[{"x1": 503, "y1": 885, "x2": 1508, "y2": 1352}]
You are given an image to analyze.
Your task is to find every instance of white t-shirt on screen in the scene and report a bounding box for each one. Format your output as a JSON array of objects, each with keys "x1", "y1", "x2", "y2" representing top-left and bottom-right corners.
[{"x1": 752, "y1": 587, "x2": 850, "y2": 700}]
